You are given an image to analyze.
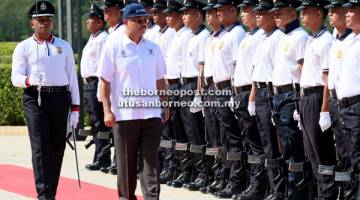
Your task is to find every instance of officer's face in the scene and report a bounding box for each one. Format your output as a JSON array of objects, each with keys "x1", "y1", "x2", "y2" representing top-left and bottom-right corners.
[
  {"x1": 125, "y1": 16, "x2": 148, "y2": 35},
  {"x1": 166, "y1": 12, "x2": 183, "y2": 28},
  {"x1": 31, "y1": 16, "x2": 53, "y2": 36},
  {"x1": 182, "y1": 9, "x2": 200, "y2": 28},
  {"x1": 206, "y1": 9, "x2": 221, "y2": 28},
  {"x1": 328, "y1": 7, "x2": 347, "y2": 28},
  {"x1": 217, "y1": 5, "x2": 236, "y2": 25},
  {"x1": 104, "y1": 6, "x2": 122, "y2": 26},
  {"x1": 256, "y1": 10, "x2": 275, "y2": 29},
  {"x1": 346, "y1": 6, "x2": 360, "y2": 32},
  {"x1": 274, "y1": 7, "x2": 296, "y2": 29},
  {"x1": 240, "y1": 5, "x2": 257, "y2": 28},
  {"x1": 87, "y1": 16, "x2": 104, "y2": 34},
  {"x1": 300, "y1": 7, "x2": 321, "y2": 29},
  {"x1": 153, "y1": 10, "x2": 167, "y2": 26}
]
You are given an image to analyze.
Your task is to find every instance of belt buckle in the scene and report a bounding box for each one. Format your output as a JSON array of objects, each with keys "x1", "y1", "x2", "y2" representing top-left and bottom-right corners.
[
  {"x1": 256, "y1": 82, "x2": 261, "y2": 89},
  {"x1": 273, "y1": 87, "x2": 279, "y2": 95}
]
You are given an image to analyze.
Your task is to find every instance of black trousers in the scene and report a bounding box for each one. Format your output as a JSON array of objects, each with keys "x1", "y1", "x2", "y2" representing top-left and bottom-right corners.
[
  {"x1": 84, "y1": 78, "x2": 111, "y2": 165},
  {"x1": 299, "y1": 92, "x2": 337, "y2": 200},
  {"x1": 23, "y1": 88, "x2": 71, "y2": 200},
  {"x1": 203, "y1": 83, "x2": 221, "y2": 147},
  {"x1": 254, "y1": 88, "x2": 280, "y2": 193},
  {"x1": 233, "y1": 91, "x2": 264, "y2": 182},
  {"x1": 339, "y1": 101, "x2": 360, "y2": 200},
  {"x1": 272, "y1": 91, "x2": 308, "y2": 200},
  {"x1": 215, "y1": 86, "x2": 245, "y2": 190},
  {"x1": 113, "y1": 118, "x2": 162, "y2": 200}
]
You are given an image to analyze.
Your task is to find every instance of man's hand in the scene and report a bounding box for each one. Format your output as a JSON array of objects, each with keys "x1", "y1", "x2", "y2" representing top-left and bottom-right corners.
[
  {"x1": 319, "y1": 112, "x2": 331, "y2": 132},
  {"x1": 247, "y1": 101, "x2": 256, "y2": 116},
  {"x1": 293, "y1": 110, "x2": 300, "y2": 121},
  {"x1": 104, "y1": 110, "x2": 116, "y2": 127}
]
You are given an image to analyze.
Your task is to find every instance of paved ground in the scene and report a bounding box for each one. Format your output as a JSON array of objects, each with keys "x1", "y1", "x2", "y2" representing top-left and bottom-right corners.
[{"x1": 0, "y1": 130, "x2": 221, "y2": 200}]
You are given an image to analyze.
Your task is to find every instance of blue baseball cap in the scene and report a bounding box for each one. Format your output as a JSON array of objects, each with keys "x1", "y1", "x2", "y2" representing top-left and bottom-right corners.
[{"x1": 123, "y1": 3, "x2": 151, "y2": 19}]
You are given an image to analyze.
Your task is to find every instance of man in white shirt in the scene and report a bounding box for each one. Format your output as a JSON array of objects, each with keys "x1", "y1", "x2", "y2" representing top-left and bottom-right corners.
[
  {"x1": 233, "y1": 1, "x2": 267, "y2": 200},
  {"x1": 326, "y1": 1, "x2": 354, "y2": 199},
  {"x1": 338, "y1": 0, "x2": 360, "y2": 198},
  {"x1": 11, "y1": 1, "x2": 80, "y2": 199},
  {"x1": 297, "y1": 0, "x2": 338, "y2": 199},
  {"x1": 271, "y1": 0, "x2": 310, "y2": 199},
  {"x1": 98, "y1": 3, "x2": 168, "y2": 200},
  {"x1": 158, "y1": 0, "x2": 190, "y2": 186},
  {"x1": 81, "y1": 3, "x2": 112, "y2": 172},
  {"x1": 248, "y1": 1, "x2": 283, "y2": 199}
]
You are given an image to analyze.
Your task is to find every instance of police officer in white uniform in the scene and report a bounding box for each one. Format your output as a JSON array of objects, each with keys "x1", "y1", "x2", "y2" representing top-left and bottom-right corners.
[
  {"x1": 211, "y1": 0, "x2": 247, "y2": 197},
  {"x1": 81, "y1": 3, "x2": 112, "y2": 171},
  {"x1": 159, "y1": 0, "x2": 190, "y2": 185},
  {"x1": 326, "y1": 0, "x2": 354, "y2": 198},
  {"x1": 198, "y1": 0, "x2": 226, "y2": 194},
  {"x1": 11, "y1": 1, "x2": 80, "y2": 199},
  {"x1": 99, "y1": 0, "x2": 126, "y2": 175},
  {"x1": 97, "y1": 3, "x2": 168, "y2": 199},
  {"x1": 272, "y1": 0, "x2": 310, "y2": 199},
  {"x1": 233, "y1": 1, "x2": 268, "y2": 199},
  {"x1": 297, "y1": 0, "x2": 338, "y2": 199},
  {"x1": 248, "y1": 1, "x2": 283, "y2": 199},
  {"x1": 338, "y1": 0, "x2": 360, "y2": 198}
]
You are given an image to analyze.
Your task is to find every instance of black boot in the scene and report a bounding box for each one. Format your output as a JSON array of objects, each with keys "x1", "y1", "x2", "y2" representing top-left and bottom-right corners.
[
  {"x1": 216, "y1": 167, "x2": 249, "y2": 199},
  {"x1": 171, "y1": 157, "x2": 192, "y2": 188},
  {"x1": 237, "y1": 170, "x2": 267, "y2": 200},
  {"x1": 85, "y1": 161, "x2": 110, "y2": 171}
]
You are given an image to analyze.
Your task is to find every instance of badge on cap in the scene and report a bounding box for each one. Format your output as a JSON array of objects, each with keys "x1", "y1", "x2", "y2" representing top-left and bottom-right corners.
[
  {"x1": 40, "y1": 2, "x2": 47, "y2": 10},
  {"x1": 56, "y1": 47, "x2": 62, "y2": 54}
]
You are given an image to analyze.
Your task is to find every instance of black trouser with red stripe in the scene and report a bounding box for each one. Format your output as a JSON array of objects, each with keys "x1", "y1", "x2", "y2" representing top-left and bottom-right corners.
[
  {"x1": 23, "y1": 88, "x2": 71, "y2": 200},
  {"x1": 299, "y1": 90, "x2": 337, "y2": 200}
]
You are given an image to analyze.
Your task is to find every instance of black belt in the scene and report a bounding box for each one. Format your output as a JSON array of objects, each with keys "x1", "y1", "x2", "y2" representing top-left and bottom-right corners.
[
  {"x1": 273, "y1": 84, "x2": 299, "y2": 95},
  {"x1": 84, "y1": 76, "x2": 98, "y2": 84},
  {"x1": 339, "y1": 94, "x2": 360, "y2": 108},
  {"x1": 234, "y1": 84, "x2": 252, "y2": 94},
  {"x1": 27, "y1": 85, "x2": 70, "y2": 93},
  {"x1": 167, "y1": 78, "x2": 180, "y2": 85},
  {"x1": 182, "y1": 77, "x2": 197, "y2": 84},
  {"x1": 300, "y1": 86, "x2": 323, "y2": 97},
  {"x1": 255, "y1": 81, "x2": 272, "y2": 90},
  {"x1": 204, "y1": 77, "x2": 214, "y2": 86},
  {"x1": 215, "y1": 80, "x2": 232, "y2": 90},
  {"x1": 330, "y1": 89, "x2": 338, "y2": 99}
]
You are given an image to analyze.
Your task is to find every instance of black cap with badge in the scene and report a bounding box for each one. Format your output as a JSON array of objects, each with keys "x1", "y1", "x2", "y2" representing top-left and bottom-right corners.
[
  {"x1": 214, "y1": 0, "x2": 242, "y2": 8},
  {"x1": 343, "y1": 0, "x2": 360, "y2": 7},
  {"x1": 271, "y1": 0, "x2": 301, "y2": 11},
  {"x1": 102, "y1": 0, "x2": 125, "y2": 9},
  {"x1": 88, "y1": 3, "x2": 105, "y2": 20},
  {"x1": 163, "y1": 0, "x2": 184, "y2": 12},
  {"x1": 253, "y1": 0, "x2": 274, "y2": 10},
  {"x1": 28, "y1": 0, "x2": 55, "y2": 18},
  {"x1": 237, "y1": 0, "x2": 258, "y2": 8},
  {"x1": 180, "y1": 0, "x2": 207, "y2": 11},
  {"x1": 203, "y1": 0, "x2": 218, "y2": 10},
  {"x1": 152, "y1": 0, "x2": 167, "y2": 10},
  {"x1": 296, "y1": 0, "x2": 330, "y2": 10},
  {"x1": 138, "y1": 0, "x2": 155, "y2": 7},
  {"x1": 325, "y1": 0, "x2": 348, "y2": 9}
]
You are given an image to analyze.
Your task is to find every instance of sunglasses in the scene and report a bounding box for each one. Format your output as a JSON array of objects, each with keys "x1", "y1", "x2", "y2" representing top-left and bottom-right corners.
[{"x1": 128, "y1": 18, "x2": 148, "y2": 24}]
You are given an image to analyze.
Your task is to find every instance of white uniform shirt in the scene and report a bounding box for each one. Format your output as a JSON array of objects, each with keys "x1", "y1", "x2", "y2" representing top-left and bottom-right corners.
[
  {"x1": 97, "y1": 34, "x2": 166, "y2": 121},
  {"x1": 144, "y1": 24, "x2": 161, "y2": 43},
  {"x1": 212, "y1": 23, "x2": 246, "y2": 83},
  {"x1": 234, "y1": 28, "x2": 263, "y2": 87},
  {"x1": 182, "y1": 25, "x2": 210, "y2": 78},
  {"x1": 252, "y1": 28, "x2": 282, "y2": 83},
  {"x1": 300, "y1": 28, "x2": 333, "y2": 88},
  {"x1": 81, "y1": 30, "x2": 108, "y2": 78},
  {"x1": 155, "y1": 26, "x2": 176, "y2": 54},
  {"x1": 328, "y1": 29, "x2": 353, "y2": 91},
  {"x1": 165, "y1": 26, "x2": 193, "y2": 79},
  {"x1": 273, "y1": 21, "x2": 308, "y2": 86},
  {"x1": 11, "y1": 35, "x2": 80, "y2": 105},
  {"x1": 204, "y1": 26, "x2": 226, "y2": 78},
  {"x1": 337, "y1": 33, "x2": 360, "y2": 99}
]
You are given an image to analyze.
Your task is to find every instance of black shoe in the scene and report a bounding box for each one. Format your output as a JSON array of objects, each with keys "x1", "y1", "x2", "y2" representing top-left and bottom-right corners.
[
  {"x1": 160, "y1": 169, "x2": 174, "y2": 184},
  {"x1": 215, "y1": 182, "x2": 236, "y2": 199},
  {"x1": 187, "y1": 177, "x2": 207, "y2": 191},
  {"x1": 237, "y1": 172, "x2": 267, "y2": 200},
  {"x1": 171, "y1": 173, "x2": 191, "y2": 188},
  {"x1": 85, "y1": 161, "x2": 109, "y2": 171},
  {"x1": 206, "y1": 179, "x2": 221, "y2": 194},
  {"x1": 100, "y1": 166, "x2": 110, "y2": 173},
  {"x1": 109, "y1": 166, "x2": 117, "y2": 175}
]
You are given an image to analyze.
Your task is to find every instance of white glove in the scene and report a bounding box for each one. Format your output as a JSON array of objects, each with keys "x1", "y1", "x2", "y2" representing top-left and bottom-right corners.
[
  {"x1": 190, "y1": 95, "x2": 203, "y2": 113},
  {"x1": 247, "y1": 101, "x2": 256, "y2": 116},
  {"x1": 229, "y1": 96, "x2": 235, "y2": 112},
  {"x1": 69, "y1": 111, "x2": 79, "y2": 129},
  {"x1": 319, "y1": 112, "x2": 331, "y2": 132},
  {"x1": 293, "y1": 110, "x2": 300, "y2": 121},
  {"x1": 29, "y1": 71, "x2": 46, "y2": 86}
]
